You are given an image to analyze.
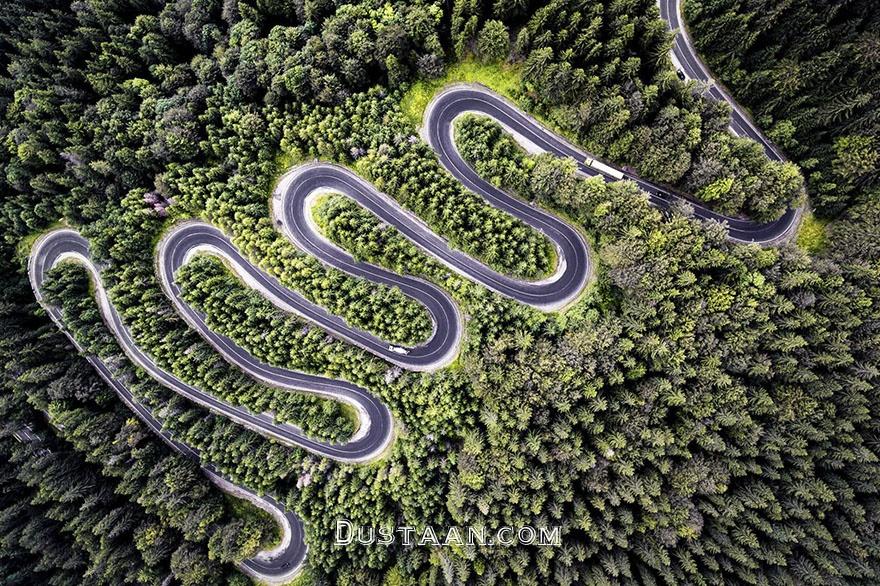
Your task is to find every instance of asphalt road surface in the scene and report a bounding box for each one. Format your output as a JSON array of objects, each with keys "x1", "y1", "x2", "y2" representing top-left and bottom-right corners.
[{"x1": 28, "y1": 5, "x2": 795, "y2": 576}]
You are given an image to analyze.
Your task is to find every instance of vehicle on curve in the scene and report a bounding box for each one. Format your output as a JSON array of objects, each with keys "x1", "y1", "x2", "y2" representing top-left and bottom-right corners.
[{"x1": 583, "y1": 157, "x2": 626, "y2": 180}]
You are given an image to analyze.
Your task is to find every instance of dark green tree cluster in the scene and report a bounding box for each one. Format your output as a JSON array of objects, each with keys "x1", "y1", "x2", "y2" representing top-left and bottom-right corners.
[
  {"x1": 454, "y1": 114, "x2": 533, "y2": 191},
  {"x1": 0, "y1": 440, "x2": 94, "y2": 586},
  {"x1": 827, "y1": 193, "x2": 880, "y2": 265},
  {"x1": 0, "y1": 267, "x2": 274, "y2": 585},
  {"x1": 686, "y1": 0, "x2": 880, "y2": 216},
  {"x1": 449, "y1": 0, "x2": 805, "y2": 220},
  {"x1": 3, "y1": 435, "x2": 168, "y2": 584},
  {"x1": 229, "y1": 0, "x2": 445, "y2": 104},
  {"x1": 432, "y1": 118, "x2": 880, "y2": 584}
]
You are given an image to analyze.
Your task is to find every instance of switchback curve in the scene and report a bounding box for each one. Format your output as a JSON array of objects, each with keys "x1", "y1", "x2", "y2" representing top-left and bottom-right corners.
[
  {"x1": 275, "y1": 162, "x2": 591, "y2": 312},
  {"x1": 426, "y1": 85, "x2": 802, "y2": 245}
]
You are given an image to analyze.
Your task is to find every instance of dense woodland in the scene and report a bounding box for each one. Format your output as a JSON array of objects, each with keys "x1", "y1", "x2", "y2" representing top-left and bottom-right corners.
[
  {"x1": 467, "y1": 0, "x2": 806, "y2": 221},
  {"x1": 1, "y1": 262, "x2": 278, "y2": 585},
  {"x1": 1, "y1": 0, "x2": 879, "y2": 585},
  {"x1": 686, "y1": 0, "x2": 879, "y2": 216}
]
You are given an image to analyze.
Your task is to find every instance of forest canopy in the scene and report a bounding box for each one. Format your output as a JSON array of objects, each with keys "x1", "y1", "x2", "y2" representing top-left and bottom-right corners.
[
  {"x1": 686, "y1": 0, "x2": 879, "y2": 216},
  {"x1": 2, "y1": 0, "x2": 880, "y2": 585}
]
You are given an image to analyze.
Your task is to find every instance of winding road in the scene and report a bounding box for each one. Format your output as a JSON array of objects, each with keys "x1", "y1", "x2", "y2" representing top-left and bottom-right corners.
[
  {"x1": 28, "y1": 3, "x2": 797, "y2": 579},
  {"x1": 27, "y1": 234, "x2": 307, "y2": 583},
  {"x1": 427, "y1": 85, "x2": 798, "y2": 244},
  {"x1": 657, "y1": 0, "x2": 802, "y2": 241}
]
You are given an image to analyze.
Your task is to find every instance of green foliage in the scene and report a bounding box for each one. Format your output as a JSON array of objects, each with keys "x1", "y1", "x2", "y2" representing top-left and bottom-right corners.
[
  {"x1": 454, "y1": 114, "x2": 532, "y2": 192},
  {"x1": 833, "y1": 135, "x2": 880, "y2": 182},
  {"x1": 687, "y1": 0, "x2": 880, "y2": 216},
  {"x1": 477, "y1": 20, "x2": 510, "y2": 63},
  {"x1": 440, "y1": 114, "x2": 880, "y2": 584},
  {"x1": 171, "y1": 542, "x2": 222, "y2": 586},
  {"x1": 177, "y1": 254, "x2": 388, "y2": 396},
  {"x1": 3, "y1": 0, "x2": 880, "y2": 584},
  {"x1": 313, "y1": 194, "x2": 452, "y2": 280},
  {"x1": 224, "y1": 495, "x2": 282, "y2": 549},
  {"x1": 506, "y1": 0, "x2": 805, "y2": 221},
  {"x1": 400, "y1": 58, "x2": 524, "y2": 127},
  {"x1": 827, "y1": 192, "x2": 880, "y2": 264},
  {"x1": 450, "y1": 0, "x2": 484, "y2": 58},
  {"x1": 696, "y1": 175, "x2": 734, "y2": 202}
]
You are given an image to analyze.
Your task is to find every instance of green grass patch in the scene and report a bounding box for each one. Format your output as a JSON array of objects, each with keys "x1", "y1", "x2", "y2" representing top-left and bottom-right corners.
[
  {"x1": 400, "y1": 57, "x2": 523, "y2": 128},
  {"x1": 274, "y1": 149, "x2": 306, "y2": 176},
  {"x1": 796, "y1": 211, "x2": 828, "y2": 254},
  {"x1": 16, "y1": 220, "x2": 69, "y2": 263}
]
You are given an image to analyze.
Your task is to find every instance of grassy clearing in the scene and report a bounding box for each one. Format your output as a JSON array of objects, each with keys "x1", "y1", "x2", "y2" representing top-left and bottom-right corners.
[
  {"x1": 274, "y1": 149, "x2": 306, "y2": 176},
  {"x1": 16, "y1": 220, "x2": 69, "y2": 263},
  {"x1": 400, "y1": 55, "x2": 582, "y2": 150},
  {"x1": 796, "y1": 211, "x2": 828, "y2": 254},
  {"x1": 400, "y1": 57, "x2": 524, "y2": 128}
]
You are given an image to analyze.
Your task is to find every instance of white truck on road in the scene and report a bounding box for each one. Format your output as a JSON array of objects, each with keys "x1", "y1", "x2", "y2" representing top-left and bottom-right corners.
[{"x1": 583, "y1": 157, "x2": 625, "y2": 180}]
